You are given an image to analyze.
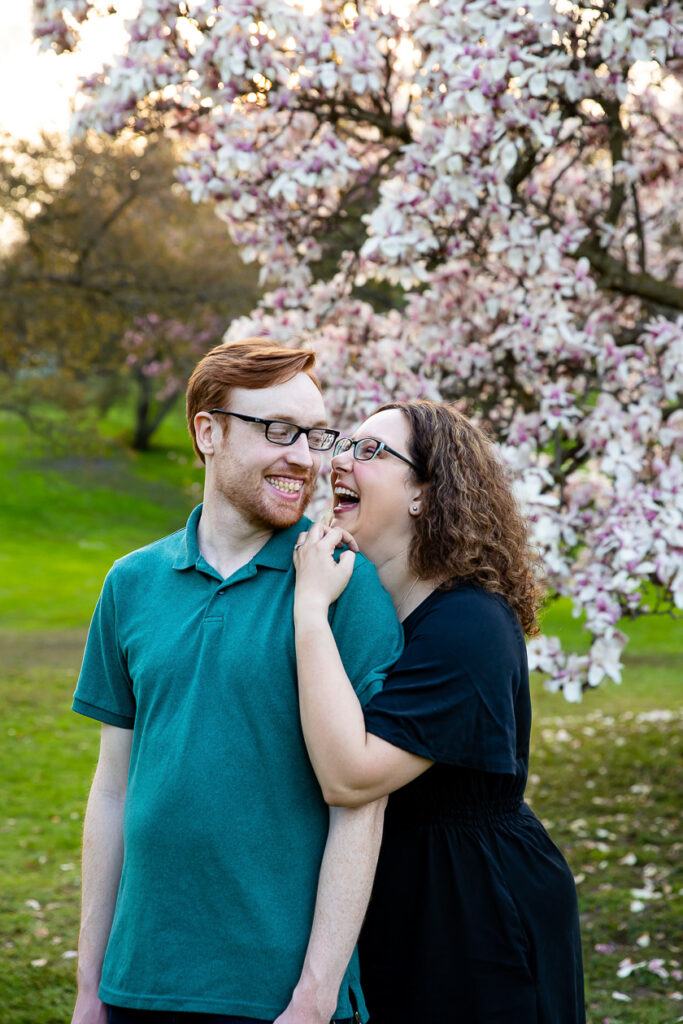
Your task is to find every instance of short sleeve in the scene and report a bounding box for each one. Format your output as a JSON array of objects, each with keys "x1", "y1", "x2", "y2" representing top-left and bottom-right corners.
[
  {"x1": 363, "y1": 590, "x2": 520, "y2": 773},
  {"x1": 73, "y1": 567, "x2": 136, "y2": 728},
  {"x1": 329, "y1": 556, "x2": 404, "y2": 707}
]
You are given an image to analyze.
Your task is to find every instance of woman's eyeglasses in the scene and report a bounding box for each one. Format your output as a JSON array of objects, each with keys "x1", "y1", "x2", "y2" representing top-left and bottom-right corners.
[{"x1": 333, "y1": 436, "x2": 420, "y2": 473}]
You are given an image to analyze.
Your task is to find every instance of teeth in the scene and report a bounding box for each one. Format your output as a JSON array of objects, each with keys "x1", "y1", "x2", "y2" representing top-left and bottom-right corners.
[
  {"x1": 335, "y1": 486, "x2": 359, "y2": 500},
  {"x1": 268, "y1": 477, "x2": 303, "y2": 494}
]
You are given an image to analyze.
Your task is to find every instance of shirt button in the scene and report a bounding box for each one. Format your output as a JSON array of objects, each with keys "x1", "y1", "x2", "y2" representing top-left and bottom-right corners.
[{"x1": 217, "y1": 589, "x2": 226, "y2": 596}]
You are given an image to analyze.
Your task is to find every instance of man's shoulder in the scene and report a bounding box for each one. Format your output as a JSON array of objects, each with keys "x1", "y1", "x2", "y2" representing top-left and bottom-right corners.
[
  {"x1": 348, "y1": 549, "x2": 381, "y2": 581},
  {"x1": 336, "y1": 549, "x2": 394, "y2": 610},
  {"x1": 109, "y1": 524, "x2": 187, "y2": 580}
]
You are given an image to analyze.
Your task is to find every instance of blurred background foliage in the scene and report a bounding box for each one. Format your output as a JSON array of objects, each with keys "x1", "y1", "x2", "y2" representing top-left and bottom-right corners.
[{"x1": 0, "y1": 130, "x2": 261, "y2": 452}]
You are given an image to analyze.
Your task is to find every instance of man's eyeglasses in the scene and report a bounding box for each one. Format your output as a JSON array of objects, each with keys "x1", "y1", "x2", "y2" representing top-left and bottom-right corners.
[
  {"x1": 333, "y1": 436, "x2": 420, "y2": 473},
  {"x1": 209, "y1": 409, "x2": 340, "y2": 452}
]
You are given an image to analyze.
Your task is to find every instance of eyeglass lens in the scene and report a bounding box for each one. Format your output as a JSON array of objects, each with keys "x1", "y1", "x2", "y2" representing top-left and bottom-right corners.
[
  {"x1": 333, "y1": 437, "x2": 380, "y2": 460},
  {"x1": 354, "y1": 438, "x2": 381, "y2": 459},
  {"x1": 266, "y1": 421, "x2": 337, "y2": 451}
]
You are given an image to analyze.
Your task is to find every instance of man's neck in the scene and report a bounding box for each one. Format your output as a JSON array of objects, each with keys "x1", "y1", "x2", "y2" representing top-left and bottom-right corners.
[{"x1": 197, "y1": 493, "x2": 274, "y2": 581}]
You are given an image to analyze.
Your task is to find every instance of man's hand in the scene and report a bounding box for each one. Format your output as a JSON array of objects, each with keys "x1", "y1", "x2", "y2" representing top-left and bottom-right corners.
[
  {"x1": 272, "y1": 1006, "x2": 329, "y2": 1024},
  {"x1": 272, "y1": 982, "x2": 338, "y2": 1024},
  {"x1": 71, "y1": 988, "x2": 108, "y2": 1024}
]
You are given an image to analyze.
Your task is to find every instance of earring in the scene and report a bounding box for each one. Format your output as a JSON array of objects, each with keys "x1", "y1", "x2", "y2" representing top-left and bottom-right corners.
[{"x1": 410, "y1": 504, "x2": 419, "y2": 514}]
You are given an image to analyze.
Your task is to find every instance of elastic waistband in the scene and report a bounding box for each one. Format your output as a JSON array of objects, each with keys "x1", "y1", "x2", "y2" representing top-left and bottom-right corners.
[{"x1": 388, "y1": 796, "x2": 525, "y2": 826}]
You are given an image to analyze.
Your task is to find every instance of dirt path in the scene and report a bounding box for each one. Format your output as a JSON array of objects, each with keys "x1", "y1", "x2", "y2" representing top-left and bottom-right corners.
[{"x1": 0, "y1": 628, "x2": 88, "y2": 674}]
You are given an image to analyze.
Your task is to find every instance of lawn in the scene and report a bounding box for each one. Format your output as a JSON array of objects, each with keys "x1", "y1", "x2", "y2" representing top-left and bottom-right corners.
[
  {"x1": 0, "y1": 407, "x2": 202, "y2": 633},
  {"x1": 0, "y1": 407, "x2": 681, "y2": 1024}
]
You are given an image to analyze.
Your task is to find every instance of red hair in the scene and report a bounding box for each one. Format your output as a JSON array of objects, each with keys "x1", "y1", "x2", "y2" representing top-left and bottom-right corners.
[{"x1": 186, "y1": 337, "x2": 320, "y2": 461}]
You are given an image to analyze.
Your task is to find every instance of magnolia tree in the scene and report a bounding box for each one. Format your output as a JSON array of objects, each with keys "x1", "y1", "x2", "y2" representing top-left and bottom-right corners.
[
  {"x1": 35, "y1": 0, "x2": 682, "y2": 698},
  {"x1": 123, "y1": 312, "x2": 225, "y2": 449}
]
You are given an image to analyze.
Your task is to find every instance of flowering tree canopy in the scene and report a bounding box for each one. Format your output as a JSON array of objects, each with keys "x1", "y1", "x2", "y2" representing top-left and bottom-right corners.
[{"x1": 35, "y1": 0, "x2": 682, "y2": 698}]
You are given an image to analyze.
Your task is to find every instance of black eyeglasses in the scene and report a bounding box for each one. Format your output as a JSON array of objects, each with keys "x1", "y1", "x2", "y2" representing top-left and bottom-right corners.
[
  {"x1": 333, "y1": 436, "x2": 420, "y2": 472},
  {"x1": 209, "y1": 409, "x2": 340, "y2": 451}
]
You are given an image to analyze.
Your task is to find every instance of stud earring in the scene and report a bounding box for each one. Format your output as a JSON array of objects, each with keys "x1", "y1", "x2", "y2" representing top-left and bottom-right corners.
[{"x1": 411, "y1": 504, "x2": 419, "y2": 513}]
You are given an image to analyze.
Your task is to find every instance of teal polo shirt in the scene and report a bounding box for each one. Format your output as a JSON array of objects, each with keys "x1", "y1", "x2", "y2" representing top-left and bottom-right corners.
[{"x1": 73, "y1": 505, "x2": 403, "y2": 1020}]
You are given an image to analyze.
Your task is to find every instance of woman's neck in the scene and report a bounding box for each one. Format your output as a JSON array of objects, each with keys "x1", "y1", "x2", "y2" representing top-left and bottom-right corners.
[{"x1": 375, "y1": 551, "x2": 439, "y2": 622}]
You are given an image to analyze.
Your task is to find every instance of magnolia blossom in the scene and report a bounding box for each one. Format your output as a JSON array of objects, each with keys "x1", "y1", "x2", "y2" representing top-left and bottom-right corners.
[{"x1": 35, "y1": 0, "x2": 683, "y2": 697}]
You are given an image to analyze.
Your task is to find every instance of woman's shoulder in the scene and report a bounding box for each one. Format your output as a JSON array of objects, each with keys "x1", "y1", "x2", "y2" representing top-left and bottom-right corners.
[
  {"x1": 414, "y1": 584, "x2": 516, "y2": 628},
  {"x1": 407, "y1": 584, "x2": 522, "y2": 657}
]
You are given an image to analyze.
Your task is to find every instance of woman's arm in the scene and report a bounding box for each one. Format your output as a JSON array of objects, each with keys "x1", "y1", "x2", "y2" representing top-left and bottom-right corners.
[{"x1": 294, "y1": 526, "x2": 432, "y2": 807}]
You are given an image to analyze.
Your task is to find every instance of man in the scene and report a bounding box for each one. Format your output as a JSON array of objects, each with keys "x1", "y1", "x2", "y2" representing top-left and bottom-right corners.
[{"x1": 71, "y1": 338, "x2": 403, "y2": 1024}]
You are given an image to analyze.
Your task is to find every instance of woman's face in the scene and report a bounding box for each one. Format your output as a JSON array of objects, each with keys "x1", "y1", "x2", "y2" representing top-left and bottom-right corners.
[{"x1": 330, "y1": 408, "x2": 422, "y2": 565}]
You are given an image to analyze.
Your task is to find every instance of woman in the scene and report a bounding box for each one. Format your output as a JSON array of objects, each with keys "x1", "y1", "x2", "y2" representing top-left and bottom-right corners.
[{"x1": 292, "y1": 400, "x2": 585, "y2": 1024}]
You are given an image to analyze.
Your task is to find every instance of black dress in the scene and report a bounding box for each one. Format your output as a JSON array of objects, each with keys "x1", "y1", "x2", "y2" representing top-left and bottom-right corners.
[{"x1": 359, "y1": 586, "x2": 585, "y2": 1024}]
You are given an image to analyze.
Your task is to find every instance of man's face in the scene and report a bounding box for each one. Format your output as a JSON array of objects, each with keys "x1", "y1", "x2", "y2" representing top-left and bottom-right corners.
[{"x1": 208, "y1": 373, "x2": 327, "y2": 530}]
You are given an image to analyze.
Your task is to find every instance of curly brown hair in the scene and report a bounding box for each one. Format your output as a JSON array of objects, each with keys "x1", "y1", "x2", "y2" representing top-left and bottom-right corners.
[{"x1": 376, "y1": 400, "x2": 544, "y2": 636}]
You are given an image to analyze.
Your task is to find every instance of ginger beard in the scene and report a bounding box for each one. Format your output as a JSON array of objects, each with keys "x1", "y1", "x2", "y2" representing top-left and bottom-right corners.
[
  {"x1": 213, "y1": 455, "x2": 318, "y2": 531},
  {"x1": 206, "y1": 374, "x2": 325, "y2": 531}
]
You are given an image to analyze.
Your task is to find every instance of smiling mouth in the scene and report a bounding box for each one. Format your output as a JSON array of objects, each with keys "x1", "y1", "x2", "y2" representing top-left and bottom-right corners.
[
  {"x1": 266, "y1": 476, "x2": 305, "y2": 499},
  {"x1": 333, "y1": 485, "x2": 360, "y2": 513}
]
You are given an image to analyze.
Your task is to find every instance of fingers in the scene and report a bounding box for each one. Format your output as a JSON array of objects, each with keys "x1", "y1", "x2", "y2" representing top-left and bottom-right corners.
[
  {"x1": 317, "y1": 527, "x2": 352, "y2": 555},
  {"x1": 318, "y1": 525, "x2": 359, "y2": 552},
  {"x1": 339, "y1": 548, "x2": 356, "y2": 572},
  {"x1": 337, "y1": 528, "x2": 359, "y2": 553},
  {"x1": 294, "y1": 524, "x2": 359, "y2": 554},
  {"x1": 294, "y1": 523, "x2": 324, "y2": 551}
]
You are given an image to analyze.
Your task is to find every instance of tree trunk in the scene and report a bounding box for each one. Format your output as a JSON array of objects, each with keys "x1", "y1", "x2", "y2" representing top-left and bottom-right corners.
[
  {"x1": 131, "y1": 375, "x2": 180, "y2": 451},
  {"x1": 132, "y1": 373, "x2": 153, "y2": 451}
]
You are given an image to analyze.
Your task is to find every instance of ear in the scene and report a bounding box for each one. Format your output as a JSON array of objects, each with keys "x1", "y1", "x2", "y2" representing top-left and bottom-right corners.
[
  {"x1": 194, "y1": 411, "x2": 216, "y2": 458},
  {"x1": 408, "y1": 484, "x2": 426, "y2": 517}
]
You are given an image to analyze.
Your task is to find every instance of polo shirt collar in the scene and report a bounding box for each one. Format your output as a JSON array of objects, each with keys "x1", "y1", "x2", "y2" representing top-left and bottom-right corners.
[
  {"x1": 172, "y1": 504, "x2": 312, "y2": 574},
  {"x1": 172, "y1": 504, "x2": 203, "y2": 571},
  {"x1": 253, "y1": 517, "x2": 312, "y2": 571}
]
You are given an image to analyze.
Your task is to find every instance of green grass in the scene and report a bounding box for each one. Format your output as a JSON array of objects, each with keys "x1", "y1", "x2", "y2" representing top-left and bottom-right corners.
[
  {"x1": 0, "y1": 404, "x2": 681, "y2": 1023},
  {"x1": 1, "y1": 666, "x2": 680, "y2": 1024},
  {"x1": 532, "y1": 598, "x2": 681, "y2": 721},
  {"x1": 529, "y1": 706, "x2": 682, "y2": 1024},
  {"x1": 1, "y1": 668, "x2": 98, "y2": 1024},
  {"x1": 0, "y1": 409, "x2": 203, "y2": 631}
]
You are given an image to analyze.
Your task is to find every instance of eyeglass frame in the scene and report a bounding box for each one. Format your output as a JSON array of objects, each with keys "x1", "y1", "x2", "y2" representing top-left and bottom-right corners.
[
  {"x1": 333, "y1": 435, "x2": 421, "y2": 474},
  {"x1": 208, "y1": 409, "x2": 340, "y2": 451}
]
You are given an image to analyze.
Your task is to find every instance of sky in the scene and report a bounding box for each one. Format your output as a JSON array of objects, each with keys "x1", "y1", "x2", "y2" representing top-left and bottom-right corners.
[
  {"x1": 0, "y1": 1, "x2": 133, "y2": 140},
  {"x1": 1, "y1": 3, "x2": 678, "y2": 140}
]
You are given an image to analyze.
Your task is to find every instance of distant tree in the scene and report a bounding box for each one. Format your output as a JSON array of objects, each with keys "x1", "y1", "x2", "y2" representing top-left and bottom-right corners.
[
  {"x1": 122, "y1": 312, "x2": 224, "y2": 450},
  {"x1": 0, "y1": 131, "x2": 260, "y2": 446}
]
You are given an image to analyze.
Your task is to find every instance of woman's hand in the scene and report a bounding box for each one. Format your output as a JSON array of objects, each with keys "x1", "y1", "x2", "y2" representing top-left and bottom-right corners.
[{"x1": 293, "y1": 523, "x2": 359, "y2": 619}]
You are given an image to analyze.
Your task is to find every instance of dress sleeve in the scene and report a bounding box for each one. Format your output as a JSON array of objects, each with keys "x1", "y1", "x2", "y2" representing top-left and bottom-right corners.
[
  {"x1": 72, "y1": 567, "x2": 136, "y2": 728},
  {"x1": 329, "y1": 555, "x2": 404, "y2": 707},
  {"x1": 363, "y1": 591, "x2": 520, "y2": 773}
]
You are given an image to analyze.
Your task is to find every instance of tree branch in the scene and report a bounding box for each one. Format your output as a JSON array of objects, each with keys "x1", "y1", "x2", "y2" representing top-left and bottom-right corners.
[
  {"x1": 76, "y1": 188, "x2": 139, "y2": 279},
  {"x1": 573, "y1": 240, "x2": 683, "y2": 312},
  {"x1": 631, "y1": 183, "x2": 647, "y2": 274}
]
